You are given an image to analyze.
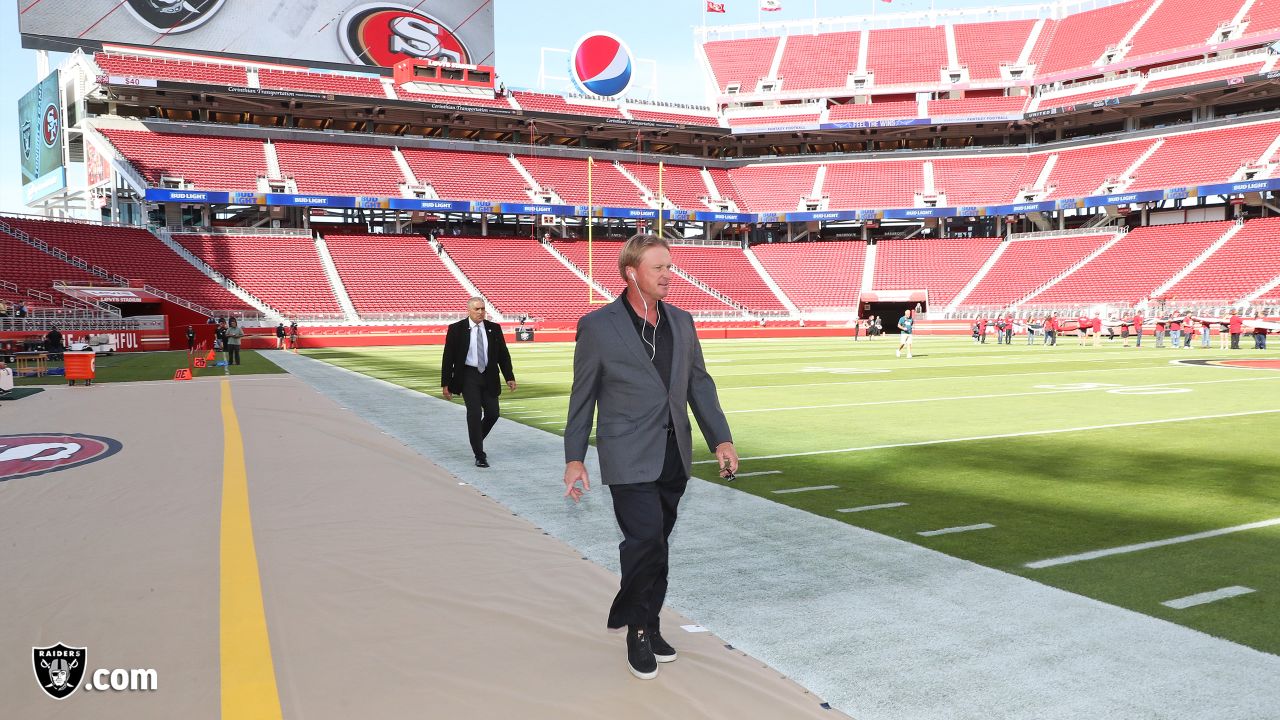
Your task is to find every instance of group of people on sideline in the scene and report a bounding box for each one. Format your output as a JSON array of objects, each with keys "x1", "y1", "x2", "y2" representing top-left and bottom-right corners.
[{"x1": 968, "y1": 308, "x2": 1269, "y2": 349}]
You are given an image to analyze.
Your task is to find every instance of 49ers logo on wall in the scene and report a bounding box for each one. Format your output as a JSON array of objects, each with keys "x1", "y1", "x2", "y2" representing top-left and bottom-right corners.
[
  {"x1": 338, "y1": 3, "x2": 471, "y2": 67},
  {"x1": 0, "y1": 434, "x2": 122, "y2": 482}
]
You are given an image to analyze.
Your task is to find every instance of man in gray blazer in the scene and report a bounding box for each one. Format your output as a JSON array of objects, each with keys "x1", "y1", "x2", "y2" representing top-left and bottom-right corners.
[{"x1": 563, "y1": 233, "x2": 739, "y2": 681}]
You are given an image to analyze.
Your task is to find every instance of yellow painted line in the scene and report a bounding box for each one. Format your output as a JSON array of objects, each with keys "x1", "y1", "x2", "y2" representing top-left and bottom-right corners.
[{"x1": 220, "y1": 380, "x2": 283, "y2": 720}]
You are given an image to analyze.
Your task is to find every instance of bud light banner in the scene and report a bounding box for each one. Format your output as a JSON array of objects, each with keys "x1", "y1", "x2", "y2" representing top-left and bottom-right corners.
[
  {"x1": 18, "y1": 70, "x2": 66, "y2": 204},
  {"x1": 19, "y1": 1, "x2": 496, "y2": 72}
]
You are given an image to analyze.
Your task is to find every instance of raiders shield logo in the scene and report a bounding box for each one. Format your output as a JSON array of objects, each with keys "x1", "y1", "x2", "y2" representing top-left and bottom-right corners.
[
  {"x1": 21, "y1": 118, "x2": 33, "y2": 160},
  {"x1": 124, "y1": 0, "x2": 227, "y2": 34},
  {"x1": 33, "y1": 643, "x2": 87, "y2": 700},
  {"x1": 0, "y1": 434, "x2": 123, "y2": 482}
]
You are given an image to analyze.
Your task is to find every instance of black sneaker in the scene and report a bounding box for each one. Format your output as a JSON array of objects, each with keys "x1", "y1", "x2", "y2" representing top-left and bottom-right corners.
[
  {"x1": 648, "y1": 628, "x2": 676, "y2": 663},
  {"x1": 626, "y1": 628, "x2": 658, "y2": 680},
  {"x1": 475, "y1": 458, "x2": 489, "y2": 468}
]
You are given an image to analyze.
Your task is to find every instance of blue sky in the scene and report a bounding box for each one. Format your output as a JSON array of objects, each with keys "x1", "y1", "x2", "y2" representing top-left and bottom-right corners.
[{"x1": 1, "y1": 0, "x2": 1004, "y2": 216}]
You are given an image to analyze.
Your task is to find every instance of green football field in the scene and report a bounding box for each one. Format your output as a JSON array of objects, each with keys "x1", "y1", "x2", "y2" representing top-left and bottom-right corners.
[{"x1": 306, "y1": 335, "x2": 1280, "y2": 656}]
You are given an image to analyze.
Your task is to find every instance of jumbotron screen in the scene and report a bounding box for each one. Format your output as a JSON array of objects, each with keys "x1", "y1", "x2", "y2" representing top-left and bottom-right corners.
[{"x1": 18, "y1": 0, "x2": 496, "y2": 70}]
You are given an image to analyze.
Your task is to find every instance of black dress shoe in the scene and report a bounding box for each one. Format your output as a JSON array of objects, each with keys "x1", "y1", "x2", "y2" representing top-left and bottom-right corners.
[
  {"x1": 475, "y1": 458, "x2": 489, "y2": 468},
  {"x1": 626, "y1": 628, "x2": 658, "y2": 680}
]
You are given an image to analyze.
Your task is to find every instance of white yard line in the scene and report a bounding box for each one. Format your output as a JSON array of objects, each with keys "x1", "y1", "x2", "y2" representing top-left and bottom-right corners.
[
  {"x1": 723, "y1": 375, "x2": 1280, "y2": 414},
  {"x1": 837, "y1": 502, "x2": 909, "y2": 513},
  {"x1": 1026, "y1": 517, "x2": 1280, "y2": 569},
  {"x1": 696, "y1": 408, "x2": 1280, "y2": 464},
  {"x1": 733, "y1": 470, "x2": 784, "y2": 478},
  {"x1": 1161, "y1": 586, "x2": 1256, "y2": 610},
  {"x1": 919, "y1": 523, "x2": 995, "y2": 537},
  {"x1": 771, "y1": 485, "x2": 839, "y2": 494},
  {"x1": 522, "y1": 364, "x2": 1190, "y2": 402}
]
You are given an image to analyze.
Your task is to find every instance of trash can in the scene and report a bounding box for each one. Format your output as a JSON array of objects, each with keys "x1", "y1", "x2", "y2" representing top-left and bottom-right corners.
[{"x1": 64, "y1": 351, "x2": 96, "y2": 386}]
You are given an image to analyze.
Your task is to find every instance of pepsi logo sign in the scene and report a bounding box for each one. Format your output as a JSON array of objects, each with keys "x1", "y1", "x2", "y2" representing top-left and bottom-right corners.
[
  {"x1": 0, "y1": 434, "x2": 122, "y2": 482},
  {"x1": 570, "y1": 32, "x2": 634, "y2": 98},
  {"x1": 339, "y1": 3, "x2": 471, "y2": 68}
]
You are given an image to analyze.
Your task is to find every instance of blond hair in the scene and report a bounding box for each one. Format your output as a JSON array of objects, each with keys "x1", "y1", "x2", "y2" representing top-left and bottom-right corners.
[{"x1": 617, "y1": 233, "x2": 670, "y2": 280}]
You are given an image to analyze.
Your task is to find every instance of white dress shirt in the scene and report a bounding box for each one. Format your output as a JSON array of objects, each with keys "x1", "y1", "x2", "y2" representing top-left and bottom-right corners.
[{"x1": 466, "y1": 320, "x2": 488, "y2": 371}]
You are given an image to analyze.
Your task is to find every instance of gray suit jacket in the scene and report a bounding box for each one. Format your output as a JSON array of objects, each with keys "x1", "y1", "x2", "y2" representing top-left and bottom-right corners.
[{"x1": 565, "y1": 296, "x2": 733, "y2": 485}]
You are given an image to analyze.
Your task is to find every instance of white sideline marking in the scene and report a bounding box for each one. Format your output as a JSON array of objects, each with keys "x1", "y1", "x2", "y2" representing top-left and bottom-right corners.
[
  {"x1": 771, "y1": 485, "x2": 839, "y2": 494},
  {"x1": 1161, "y1": 586, "x2": 1256, "y2": 610},
  {"x1": 838, "y1": 502, "x2": 909, "y2": 513},
  {"x1": 919, "y1": 523, "x2": 995, "y2": 536},
  {"x1": 724, "y1": 375, "x2": 1280, "y2": 415},
  {"x1": 1026, "y1": 518, "x2": 1280, "y2": 569},
  {"x1": 733, "y1": 470, "x2": 783, "y2": 478},
  {"x1": 513, "y1": 413, "x2": 560, "y2": 418},
  {"x1": 696, "y1": 408, "x2": 1280, "y2": 464},
  {"x1": 523, "y1": 364, "x2": 1189, "y2": 402}
]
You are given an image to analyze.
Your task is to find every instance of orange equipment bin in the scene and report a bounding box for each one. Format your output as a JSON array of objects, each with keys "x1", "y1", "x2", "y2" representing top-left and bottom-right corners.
[{"x1": 64, "y1": 351, "x2": 96, "y2": 386}]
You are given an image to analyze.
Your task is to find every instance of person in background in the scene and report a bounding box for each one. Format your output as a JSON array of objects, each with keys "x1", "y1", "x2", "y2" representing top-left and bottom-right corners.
[
  {"x1": 1004, "y1": 313, "x2": 1014, "y2": 345},
  {"x1": 1253, "y1": 322, "x2": 1268, "y2": 350},
  {"x1": 1169, "y1": 312, "x2": 1183, "y2": 349},
  {"x1": 1219, "y1": 315, "x2": 1231, "y2": 350},
  {"x1": 972, "y1": 317, "x2": 983, "y2": 343},
  {"x1": 1132, "y1": 310, "x2": 1144, "y2": 348},
  {"x1": 1076, "y1": 313, "x2": 1089, "y2": 346},
  {"x1": 1154, "y1": 315, "x2": 1166, "y2": 348},
  {"x1": 275, "y1": 322, "x2": 286, "y2": 349},
  {"x1": 45, "y1": 326, "x2": 64, "y2": 357},
  {"x1": 224, "y1": 317, "x2": 244, "y2": 366},
  {"x1": 1200, "y1": 315, "x2": 1213, "y2": 349},
  {"x1": 16, "y1": 302, "x2": 28, "y2": 318},
  {"x1": 1120, "y1": 315, "x2": 1131, "y2": 347},
  {"x1": 441, "y1": 298, "x2": 516, "y2": 468},
  {"x1": 852, "y1": 317, "x2": 861, "y2": 342},
  {"x1": 1183, "y1": 311, "x2": 1194, "y2": 348},
  {"x1": 873, "y1": 316, "x2": 883, "y2": 339},
  {"x1": 896, "y1": 309, "x2": 914, "y2": 359},
  {"x1": 1228, "y1": 309, "x2": 1242, "y2": 350},
  {"x1": 289, "y1": 321, "x2": 300, "y2": 352},
  {"x1": 186, "y1": 325, "x2": 196, "y2": 353},
  {"x1": 215, "y1": 318, "x2": 228, "y2": 360},
  {"x1": 1046, "y1": 313, "x2": 1058, "y2": 346}
]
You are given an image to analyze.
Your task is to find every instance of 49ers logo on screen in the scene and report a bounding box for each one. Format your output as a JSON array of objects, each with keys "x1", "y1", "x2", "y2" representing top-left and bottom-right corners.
[
  {"x1": 339, "y1": 3, "x2": 471, "y2": 67},
  {"x1": 42, "y1": 104, "x2": 60, "y2": 148},
  {"x1": 0, "y1": 434, "x2": 122, "y2": 482}
]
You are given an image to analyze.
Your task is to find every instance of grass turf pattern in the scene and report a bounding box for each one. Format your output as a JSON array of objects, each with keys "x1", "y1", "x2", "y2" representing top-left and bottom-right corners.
[
  {"x1": 13, "y1": 350, "x2": 285, "y2": 385},
  {"x1": 306, "y1": 336, "x2": 1280, "y2": 655}
]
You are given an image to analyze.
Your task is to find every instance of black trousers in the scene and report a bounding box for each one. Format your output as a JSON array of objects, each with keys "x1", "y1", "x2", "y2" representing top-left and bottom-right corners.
[
  {"x1": 1231, "y1": 333, "x2": 1241, "y2": 349},
  {"x1": 461, "y1": 366, "x2": 499, "y2": 460},
  {"x1": 607, "y1": 432, "x2": 688, "y2": 631},
  {"x1": 226, "y1": 345, "x2": 241, "y2": 365}
]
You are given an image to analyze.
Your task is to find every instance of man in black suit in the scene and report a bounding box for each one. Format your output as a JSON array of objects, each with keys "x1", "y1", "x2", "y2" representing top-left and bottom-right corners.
[{"x1": 442, "y1": 297, "x2": 516, "y2": 467}]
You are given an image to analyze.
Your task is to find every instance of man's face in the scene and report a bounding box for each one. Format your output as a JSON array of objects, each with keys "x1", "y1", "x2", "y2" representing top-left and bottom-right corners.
[
  {"x1": 468, "y1": 301, "x2": 486, "y2": 323},
  {"x1": 630, "y1": 246, "x2": 671, "y2": 301}
]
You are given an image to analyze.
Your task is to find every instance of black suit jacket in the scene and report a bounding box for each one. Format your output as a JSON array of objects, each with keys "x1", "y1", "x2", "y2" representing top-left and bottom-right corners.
[{"x1": 441, "y1": 318, "x2": 515, "y2": 396}]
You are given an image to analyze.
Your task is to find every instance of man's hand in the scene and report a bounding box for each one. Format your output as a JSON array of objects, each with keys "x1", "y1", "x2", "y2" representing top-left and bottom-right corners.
[
  {"x1": 507, "y1": 379, "x2": 518, "y2": 392},
  {"x1": 442, "y1": 386, "x2": 452, "y2": 401},
  {"x1": 564, "y1": 461, "x2": 590, "y2": 502},
  {"x1": 715, "y1": 442, "x2": 739, "y2": 478}
]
